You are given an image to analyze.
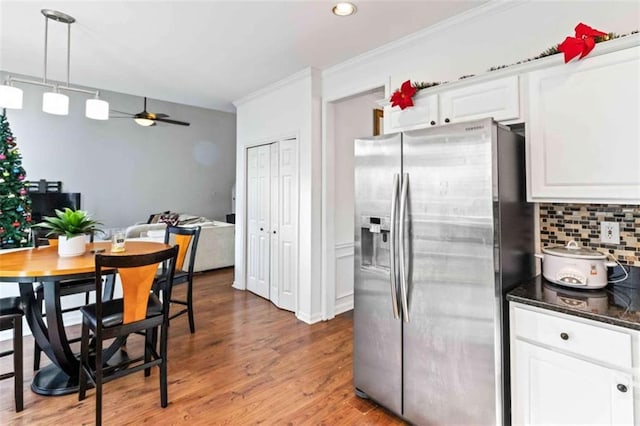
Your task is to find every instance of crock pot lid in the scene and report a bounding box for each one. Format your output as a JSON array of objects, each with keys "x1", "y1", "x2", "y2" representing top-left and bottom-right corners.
[{"x1": 542, "y1": 240, "x2": 607, "y2": 259}]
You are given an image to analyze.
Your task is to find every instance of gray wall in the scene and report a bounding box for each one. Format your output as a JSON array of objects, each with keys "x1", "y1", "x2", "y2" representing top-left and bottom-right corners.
[{"x1": 0, "y1": 71, "x2": 236, "y2": 229}]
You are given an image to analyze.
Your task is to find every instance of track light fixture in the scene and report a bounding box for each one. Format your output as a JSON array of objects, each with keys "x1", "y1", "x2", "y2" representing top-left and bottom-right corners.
[{"x1": 0, "y1": 9, "x2": 109, "y2": 120}]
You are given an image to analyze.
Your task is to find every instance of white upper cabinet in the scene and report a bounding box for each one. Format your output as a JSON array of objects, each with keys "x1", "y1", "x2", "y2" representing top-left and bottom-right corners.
[
  {"x1": 385, "y1": 75, "x2": 522, "y2": 133},
  {"x1": 439, "y1": 75, "x2": 520, "y2": 124},
  {"x1": 526, "y1": 45, "x2": 640, "y2": 203},
  {"x1": 387, "y1": 91, "x2": 438, "y2": 132}
]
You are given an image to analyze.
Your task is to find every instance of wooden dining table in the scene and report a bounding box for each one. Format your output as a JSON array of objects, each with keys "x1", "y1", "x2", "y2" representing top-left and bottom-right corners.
[{"x1": 0, "y1": 241, "x2": 171, "y2": 396}]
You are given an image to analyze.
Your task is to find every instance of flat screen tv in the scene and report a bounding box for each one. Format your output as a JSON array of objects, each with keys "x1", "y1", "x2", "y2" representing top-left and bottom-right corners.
[{"x1": 30, "y1": 192, "x2": 81, "y2": 223}]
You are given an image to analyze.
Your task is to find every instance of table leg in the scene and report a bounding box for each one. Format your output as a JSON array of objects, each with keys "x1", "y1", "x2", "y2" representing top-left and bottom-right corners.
[
  {"x1": 19, "y1": 273, "x2": 125, "y2": 396},
  {"x1": 19, "y1": 281, "x2": 80, "y2": 396}
]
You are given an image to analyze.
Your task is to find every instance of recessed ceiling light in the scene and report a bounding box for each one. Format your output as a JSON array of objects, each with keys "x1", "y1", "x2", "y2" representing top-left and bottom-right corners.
[{"x1": 332, "y1": 2, "x2": 357, "y2": 17}]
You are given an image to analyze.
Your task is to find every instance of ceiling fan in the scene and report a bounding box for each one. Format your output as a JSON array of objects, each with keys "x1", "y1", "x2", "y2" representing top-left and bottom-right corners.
[{"x1": 111, "y1": 97, "x2": 190, "y2": 127}]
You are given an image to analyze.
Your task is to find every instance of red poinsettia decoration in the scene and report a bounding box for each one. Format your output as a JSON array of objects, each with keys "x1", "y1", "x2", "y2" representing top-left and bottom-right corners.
[
  {"x1": 390, "y1": 80, "x2": 417, "y2": 110},
  {"x1": 558, "y1": 22, "x2": 607, "y2": 63}
]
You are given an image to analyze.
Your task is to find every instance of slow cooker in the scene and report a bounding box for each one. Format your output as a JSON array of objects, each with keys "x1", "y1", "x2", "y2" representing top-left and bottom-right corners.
[{"x1": 535, "y1": 240, "x2": 616, "y2": 289}]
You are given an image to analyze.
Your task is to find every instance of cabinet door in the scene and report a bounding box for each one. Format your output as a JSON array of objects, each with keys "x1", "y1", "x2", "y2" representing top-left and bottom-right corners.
[
  {"x1": 385, "y1": 92, "x2": 438, "y2": 133},
  {"x1": 439, "y1": 75, "x2": 520, "y2": 124},
  {"x1": 512, "y1": 339, "x2": 634, "y2": 426},
  {"x1": 527, "y1": 46, "x2": 640, "y2": 203}
]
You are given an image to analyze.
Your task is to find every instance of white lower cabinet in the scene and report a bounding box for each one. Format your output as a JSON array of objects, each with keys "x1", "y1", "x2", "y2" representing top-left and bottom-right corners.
[
  {"x1": 513, "y1": 340, "x2": 633, "y2": 425},
  {"x1": 510, "y1": 303, "x2": 638, "y2": 425}
]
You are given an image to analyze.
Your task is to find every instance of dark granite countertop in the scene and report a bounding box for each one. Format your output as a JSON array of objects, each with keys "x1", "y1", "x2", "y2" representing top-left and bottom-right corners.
[{"x1": 507, "y1": 272, "x2": 640, "y2": 331}]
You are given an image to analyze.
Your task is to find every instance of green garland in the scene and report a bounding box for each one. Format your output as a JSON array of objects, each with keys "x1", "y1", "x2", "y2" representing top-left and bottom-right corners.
[
  {"x1": 408, "y1": 30, "x2": 638, "y2": 92},
  {"x1": 487, "y1": 31, "x2": 636, "y2": 72}
]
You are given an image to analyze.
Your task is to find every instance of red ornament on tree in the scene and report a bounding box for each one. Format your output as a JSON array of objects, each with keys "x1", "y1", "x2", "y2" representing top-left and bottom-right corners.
[
  {"x1": 12, "y1": 221, "x2": 20, "y2": 228},
  {"x1": 558, "y1": 22, "x2": 607, "y2": 63},
  {"x1": 390, "y1": 80, "x2": 418, "y2": 110}
]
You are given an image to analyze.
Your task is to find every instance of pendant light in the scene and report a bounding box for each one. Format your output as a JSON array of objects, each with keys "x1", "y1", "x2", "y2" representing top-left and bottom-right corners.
[{"x1": 0, "y1": 9, "x2": 109, "y2": 120}]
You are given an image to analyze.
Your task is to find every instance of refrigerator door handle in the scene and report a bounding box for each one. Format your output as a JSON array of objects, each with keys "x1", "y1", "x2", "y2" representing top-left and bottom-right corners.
[
  {"x1": 399, "y1": 172, "x2": 409, "y2": 323},
  {"x1": 389, "y1": 173, "x2": 400, "y2": 319}
]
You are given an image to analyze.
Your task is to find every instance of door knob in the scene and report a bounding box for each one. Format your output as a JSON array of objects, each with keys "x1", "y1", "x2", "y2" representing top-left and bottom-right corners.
[
  {"x1": 273, "y1": 230, "x2": 277, "y2": 234},
  {"x1": 444, "y1": 118, "x2": 451, "y2": 123},
  {"x1": 617, "y1": 384, "x2": 628, "y2": 393},
  {"x1": 430, "y1": 121, "x2": 436, "y2": 126},
  {"x1": 560, "y1": 332, "x2": 569, "y2": 340},
  {"x1": 260, "y1": 227, "x2": 264, "y2": 231}
]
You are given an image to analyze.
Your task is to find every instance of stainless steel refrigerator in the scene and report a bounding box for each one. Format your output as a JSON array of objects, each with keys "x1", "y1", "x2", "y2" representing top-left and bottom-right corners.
[{"x1": 353, "y1": 118, "x2": 534, "y2": 425}]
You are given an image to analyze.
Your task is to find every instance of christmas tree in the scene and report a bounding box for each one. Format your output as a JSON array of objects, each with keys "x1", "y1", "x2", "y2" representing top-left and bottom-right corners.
[{"x1": 0, "y1": 109, "x2": 32, "y2": 249}]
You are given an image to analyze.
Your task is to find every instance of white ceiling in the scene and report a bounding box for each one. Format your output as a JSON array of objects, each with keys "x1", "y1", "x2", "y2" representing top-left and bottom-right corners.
[{"x1": 0, "y1": 1, "x2": 489, "y2": 112}]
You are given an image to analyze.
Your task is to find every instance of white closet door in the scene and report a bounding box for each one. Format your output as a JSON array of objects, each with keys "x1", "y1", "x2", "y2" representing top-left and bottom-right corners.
[
  {"x1": 246, "y1": 144, "x2": 271, "y2": 299},
  {"x1": 269, "y1": 142, "x2": 280, "y2": 306},
  {"x1": 274, "y1": 138, "x2": 298, "y2": 312}
]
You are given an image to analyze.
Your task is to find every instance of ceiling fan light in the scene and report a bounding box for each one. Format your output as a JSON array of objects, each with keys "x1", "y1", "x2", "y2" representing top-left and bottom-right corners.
[
  {"x1": 85, "y1": 98, "x2": 109, "y2": 120},
  {"x1": 0, "y1": 85, "x2": 23, "y2": 109},
  {"x1": 332, "y1": 2, "x2": 356, "y2": 16},
  {"x1": 134, "y1": 117, "x2": 155, "y2": 127},
  {"x1": 42, "y1": 92, "x2": 69, "y2": 115}
]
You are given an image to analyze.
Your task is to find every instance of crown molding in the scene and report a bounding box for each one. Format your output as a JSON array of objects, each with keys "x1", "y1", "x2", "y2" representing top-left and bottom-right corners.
[
  {"x1": 323, "y1": 0, "x2": 522, "y2": 77},
  {"x1": 233, "y1": 67, "x2": 319, "y2": 107}
]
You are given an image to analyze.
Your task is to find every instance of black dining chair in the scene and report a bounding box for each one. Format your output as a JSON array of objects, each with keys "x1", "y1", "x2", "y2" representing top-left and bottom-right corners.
[
  {"x1": 155, "y1": 226, "x2": 201, "y2": 333},
  {"x1": 0, "y1": 296, "x2": 24, "y2": 412},
  {"x1": 33, "y1": 232, "x2": 115, "y2": 371},
  {"x1": 78, "y1": 246, "x2": 178, "y2": 426}
]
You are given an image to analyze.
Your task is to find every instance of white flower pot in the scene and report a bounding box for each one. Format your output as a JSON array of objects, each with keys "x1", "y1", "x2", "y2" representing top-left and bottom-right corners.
[{"x1": 58, "y1": 235, "x2": 87, "y2": 257}]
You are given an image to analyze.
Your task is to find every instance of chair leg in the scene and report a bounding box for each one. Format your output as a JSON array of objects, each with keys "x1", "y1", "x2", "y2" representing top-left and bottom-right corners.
[
  {"x1": 95, "y1": 333, "x2": 103, "y2": 426},
  {"x1": 160, "y1": 323, "x2": 168, "y2": 408},
  {"x1": 144, "y1": 329, "x2": 152, "y2": 377},
  {"x1": 78, "y1": 319, "x2": 90, "y2": 401},
  {"x1": 14, "y1": 316, "x2": 23, "y2": 412},
  {"x1": 187, "y1": 278, "x2": 195, "y2": 334},
  {"x1": 151, "y1": 326, "x2": 158, "y2": 356}
]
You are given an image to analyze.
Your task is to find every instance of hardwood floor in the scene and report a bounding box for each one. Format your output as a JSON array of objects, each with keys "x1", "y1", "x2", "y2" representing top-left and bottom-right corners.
[{"x1": 0, "y1": 268, "x2": 404, "y2": 425}]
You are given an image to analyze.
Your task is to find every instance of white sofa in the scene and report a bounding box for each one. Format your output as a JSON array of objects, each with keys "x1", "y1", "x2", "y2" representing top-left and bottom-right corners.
[{"x1": 124, "y1": 220, "x2": 234, "y2": 272}]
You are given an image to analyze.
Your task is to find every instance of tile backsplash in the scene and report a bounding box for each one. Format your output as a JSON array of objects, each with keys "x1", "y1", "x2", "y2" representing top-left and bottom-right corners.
[{"x1": 539, "y1": 204, "x2": 640, "y2": 266}]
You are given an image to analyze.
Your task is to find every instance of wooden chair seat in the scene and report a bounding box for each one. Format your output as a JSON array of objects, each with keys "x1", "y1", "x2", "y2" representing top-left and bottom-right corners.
[
  {"x1": 80, "y1": 294, "x2": 163, "y2": 330},
  {"x1": 0, "y1": 297, "x2": 23, "y2": 321}
]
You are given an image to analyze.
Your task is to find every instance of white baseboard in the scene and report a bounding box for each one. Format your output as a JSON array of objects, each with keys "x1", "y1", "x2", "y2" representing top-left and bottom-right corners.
[
  {"x1": 296, "y1": 310, "x2": 323, "y2": 324},
  {"x1": 334, "y1": 294, "x2": 354, "y2": 316}
]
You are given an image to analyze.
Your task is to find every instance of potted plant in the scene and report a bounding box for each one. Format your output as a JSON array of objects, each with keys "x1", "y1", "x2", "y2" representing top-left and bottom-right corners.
[{"x1": 36, "y1": 208, "x2": 103, "y2": 257}]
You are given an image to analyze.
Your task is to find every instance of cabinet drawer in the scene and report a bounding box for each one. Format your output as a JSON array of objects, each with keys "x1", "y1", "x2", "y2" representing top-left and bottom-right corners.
[{"x1": 512, "y1": 306, "x2": 632, "y2": 369}]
